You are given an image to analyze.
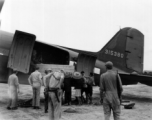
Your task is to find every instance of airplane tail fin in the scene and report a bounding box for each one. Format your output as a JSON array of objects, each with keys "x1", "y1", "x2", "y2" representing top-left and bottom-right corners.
[{"x1": 97, "y1": 27, "x2": 144, "y2": 73}]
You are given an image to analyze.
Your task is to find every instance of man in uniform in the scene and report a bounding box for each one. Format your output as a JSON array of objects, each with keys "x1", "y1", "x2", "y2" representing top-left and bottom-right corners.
[
  {"x1": 44, "y1": 70, "x2": 65, "y2": 120},
  {"x1": 100, "y1": 61, "x2": 123, "y2": 120},
  {"x1": 7, "y1": 69, "x2": 20, "y2": 110},
  {"x1": 43, "y1": 68, "x2": 52, "y2": 113},
  {"x1": 28, "y1": 66, "x2": 42, "y2": 109}
]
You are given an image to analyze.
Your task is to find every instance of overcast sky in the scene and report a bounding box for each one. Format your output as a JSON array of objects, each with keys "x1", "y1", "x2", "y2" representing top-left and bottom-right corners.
[{"x1": 0, "y1": 0, "x2": 152, "y2": 70}]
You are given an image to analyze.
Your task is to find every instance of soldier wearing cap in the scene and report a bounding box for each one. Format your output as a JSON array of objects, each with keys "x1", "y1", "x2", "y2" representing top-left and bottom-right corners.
[
  {"x1": 28, "y1": 66, "x2": 42, "y2": 109},
  {"x1": 43, "y1": 68, "x2": 52, "y2": 113},
  {"x1": 100, "y1": 61, "x2": 123, "y2": 120},
  {"x1": 7, "y1": 69, "x2": 20, "y2": 110},
  {"x1": 44, "y1": 69, "x2": 65, "y2": 120}
]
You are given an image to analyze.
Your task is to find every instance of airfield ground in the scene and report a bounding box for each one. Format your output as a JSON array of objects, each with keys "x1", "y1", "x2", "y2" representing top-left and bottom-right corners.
[{"x1": 0, "y1": 83, "x2": 152, "y2": 120}]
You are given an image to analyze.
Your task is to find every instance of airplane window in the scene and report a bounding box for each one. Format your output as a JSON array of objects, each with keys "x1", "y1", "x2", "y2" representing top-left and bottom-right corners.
[{"x1": 94, "y1": 68, "x2": 100, "y2": 74}]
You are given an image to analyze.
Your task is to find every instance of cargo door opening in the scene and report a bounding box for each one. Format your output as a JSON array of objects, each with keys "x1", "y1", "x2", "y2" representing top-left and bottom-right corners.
[
  {"x1": 32, "y1": 42, "x2": 69, "y2": 64},
  {"x1": 29, "y1": 42, "x2": 70, "y2": 73}
]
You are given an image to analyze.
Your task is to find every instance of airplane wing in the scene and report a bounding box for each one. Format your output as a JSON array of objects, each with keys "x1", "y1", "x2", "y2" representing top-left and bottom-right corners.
[{"x1": 119, "y1": 73, "x2": 152, "y2": 86}]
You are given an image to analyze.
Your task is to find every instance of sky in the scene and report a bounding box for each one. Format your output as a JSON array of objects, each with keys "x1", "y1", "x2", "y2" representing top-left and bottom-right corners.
[{"x1": 0, "y1": 0, "x2": 152, "y2": 70}]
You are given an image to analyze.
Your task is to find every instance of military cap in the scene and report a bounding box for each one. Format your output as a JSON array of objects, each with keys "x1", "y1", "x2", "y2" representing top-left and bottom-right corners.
[
  {"x1": 35, "y1": 66, "x2": 39, "y2": 70},
  {"x1": 13, "y1": 69, "x2": 18, "y2": 73},
  {"x1": 105, "y1": 61, "x2": 113, "y2": 69},
  {"x1": 47, "y1": 68, "x2": 52, "y2": 71}
]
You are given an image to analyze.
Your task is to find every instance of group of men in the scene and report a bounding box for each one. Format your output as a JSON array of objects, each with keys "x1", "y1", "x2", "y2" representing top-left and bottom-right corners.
[
  {"x1": 7, "y1": 61, "x2": 123, "y2": 120},
  {"x1": 7, "y1": 66, "x2": 65, "y2": 120},
  {"x1": 73, "y1": 71, "x2": 95, "y2": 105},
  {"x1": 29, "y1": 67, "x2": 65, "y2": 120}
]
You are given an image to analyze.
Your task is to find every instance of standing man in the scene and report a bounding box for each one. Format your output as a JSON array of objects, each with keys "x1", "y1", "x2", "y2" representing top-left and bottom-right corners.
[
  {"x1": 73, "y1": 71, "x2": 83, "y2": 105},
  {"x1": 43, "y1": 68, "x2": 52, "y2": 113},
  {"x1": 7, "y1": 69, "x2": 20, "y2": 110},
  {"x1": 44, "y1": 70, "x2": 65, "y2": 120},
  {"x1": 81, "y1": 71, "x2": 88, "y2": 104},
  {"x1": 100, "y1": 61, "x2": 123, "y2": 120},
  {"x1": 28, "y1": 66, "x2": 42, "y2": 109},
  {"x1": 63, "y1": 76, "x2": 72, "y2": 105},
  {"x1": 87, "y1": 72, "x2": 95, "y2": 104}
]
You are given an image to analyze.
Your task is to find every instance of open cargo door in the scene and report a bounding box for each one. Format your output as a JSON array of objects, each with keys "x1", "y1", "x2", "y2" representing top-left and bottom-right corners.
[
  {"x1": 77, "y1": 53, "x2": 97, "y2": 76},
  {"x1": 7, "y1": 30, "x2": 36, "y2": 73}
]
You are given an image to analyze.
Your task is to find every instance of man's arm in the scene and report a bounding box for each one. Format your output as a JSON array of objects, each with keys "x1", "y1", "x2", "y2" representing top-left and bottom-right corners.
[
  {"x1": 92, "y1": 77, "x2": 95, "y2": 85},
  {"x1": 117, "y1": 74, "x2": 123, "y2": 93},
  {"x1": 28, "y1": 75, "x2": 32, "y2": 86},
  {"x1": 116, "y1": 74, "x2": 123, "y2": 103},
  {"x1": 45, "y1": 73, "x2": 53, "y2": 79},
  {"x1": 60, "y1": 75, "x2": 64, "y2": 85},
  {"x1": 43, "y1": 73, "x2": 53, "y2": 87},
  {"x1": 39, "y1": 73, "x2": 43, "y2": 86},
  {"x1": 8, "y1": 76, "x2": 10, "y2": 87},
  {"x1": 99, "y1": 75, "x2": 105, "y2": 103},
  {"x1": 43, "y1": 76, "x2": 47, "y2": 87},
  {"x1": 100, "y1": 75, "x2": 104, "y2": 93},
  {"x1": 15, "y1": 76, "x2": 20, "y2": 93}
]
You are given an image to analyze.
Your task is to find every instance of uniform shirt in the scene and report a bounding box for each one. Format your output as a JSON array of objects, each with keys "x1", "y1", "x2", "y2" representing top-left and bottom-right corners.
[
  {"x1": 28, "y1": 70, "x2": 42, "y2": 88},
  {"x1": 44, "y1": 71, "x2": 64, "y2": 89},
  {"x1": 100, "y1": 70, "x2": 123, "y2": 105},
  {"x1": 8, "y1": 74, "x2": 19, "y2": 87},
  {"x1": 43, "y1": 73, "x2": 53, "y2": 88}
]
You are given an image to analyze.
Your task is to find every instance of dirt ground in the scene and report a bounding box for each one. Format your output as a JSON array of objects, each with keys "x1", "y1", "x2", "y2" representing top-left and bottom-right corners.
[{"x1": 0, "y1": 83, "x2": 152, "y2": 120}]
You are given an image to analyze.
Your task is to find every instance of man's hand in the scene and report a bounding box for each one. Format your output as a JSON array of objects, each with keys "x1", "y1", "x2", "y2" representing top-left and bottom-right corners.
[
  {"x1": 100, "y1": 98, "x2": 103, "y2": 104},
  {"x1": 18, "y1": 89, "x2": 20, "y2": 93}
]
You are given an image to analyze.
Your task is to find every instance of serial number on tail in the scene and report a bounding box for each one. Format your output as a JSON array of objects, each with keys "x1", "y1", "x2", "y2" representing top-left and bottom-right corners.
[{"x1": 105, "y1": 49, "x2": 124, "y2": 58}]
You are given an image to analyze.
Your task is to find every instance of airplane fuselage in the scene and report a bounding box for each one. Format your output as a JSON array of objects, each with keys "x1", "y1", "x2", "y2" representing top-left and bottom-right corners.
[{"x1": 0, "y1": 27, "x2": 147, "y2": 86}]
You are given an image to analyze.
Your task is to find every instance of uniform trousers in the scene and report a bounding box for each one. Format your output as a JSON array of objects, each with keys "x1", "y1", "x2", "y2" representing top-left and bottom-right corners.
[
  {"x1": 48, "y1": 89, "x2": 62, "y2": 120},
  {"x1": 103, "y1": 92, "x2": 121, "y2": 120},
  {"x1": 8, "y1": 86, "x2": 18, "y2": 108},
  {"x1": 32, "y1": 87, "x2": 41, "y2": 107},
  {"x1": 44, "y1": 88, "x2": 49, "y2": 112}
]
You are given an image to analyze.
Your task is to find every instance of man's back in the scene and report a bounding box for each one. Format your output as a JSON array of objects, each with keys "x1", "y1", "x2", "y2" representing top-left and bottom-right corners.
[
  {"x1": 29, "y1": 70, "x2": 42, "y2": 88},
  {"x1": 101, "y1": 70, "x2": 117, "y2": 92},
  {"x1": 100, "y1": 70, "x2": 122, "y2": 105},
  {"x1": 8, "y1": 74, "x2": 18, "y2": 87},
  {"x1": 48, "y1": 71, "x2": 64, "y2": 89},
  {"x1": 31, "y1": 71, "x2": 41, "y2": 81}
]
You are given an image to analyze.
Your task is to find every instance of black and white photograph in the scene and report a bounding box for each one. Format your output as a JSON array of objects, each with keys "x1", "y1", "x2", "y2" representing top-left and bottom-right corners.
[{"x1": 0, "y1": 0, "x2": 152, "y2": 120}]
